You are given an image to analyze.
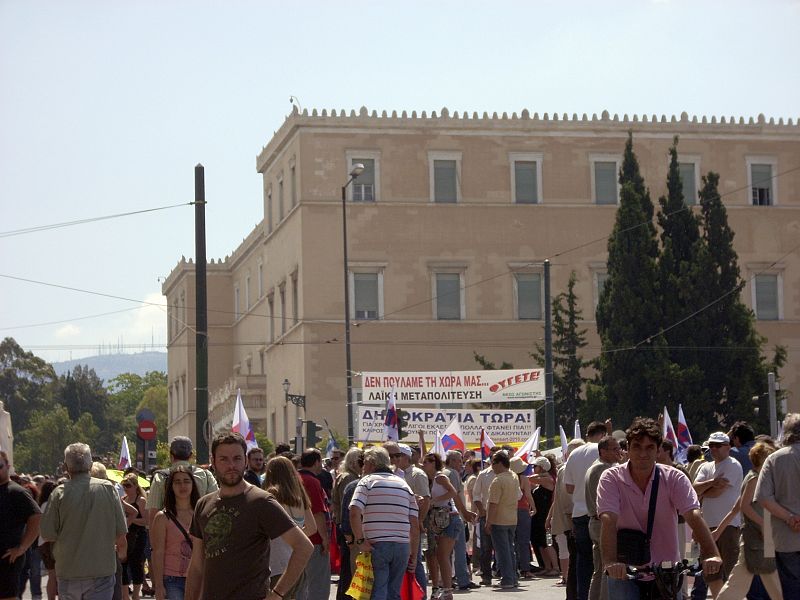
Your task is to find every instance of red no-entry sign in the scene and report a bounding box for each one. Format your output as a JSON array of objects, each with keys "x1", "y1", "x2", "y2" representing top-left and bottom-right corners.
[{"x1": 137, "y1": 419, "x2": 157, "y2": 440}]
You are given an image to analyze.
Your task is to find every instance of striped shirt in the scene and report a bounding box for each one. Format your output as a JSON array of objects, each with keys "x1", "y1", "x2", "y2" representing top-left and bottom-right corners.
[{"x1": 349, "y1": 472, "x2": 418, "y2": 543}]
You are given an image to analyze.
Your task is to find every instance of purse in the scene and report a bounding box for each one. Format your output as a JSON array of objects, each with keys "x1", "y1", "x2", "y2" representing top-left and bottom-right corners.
[
  {"x1": 616, "y1": 466, "x2": 659, "y2": 566},
  {"x1": 742, "y1": 520, "x2": 776, "y2": 574},
  {"x1": 428, "y1": 506, "x2": 452, "y2": 534}
]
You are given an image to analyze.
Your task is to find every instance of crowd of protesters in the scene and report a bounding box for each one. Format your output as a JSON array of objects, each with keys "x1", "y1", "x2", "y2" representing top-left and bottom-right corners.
[{"x1": 1, "y1": 411, "x2": 799, "y2": 600}]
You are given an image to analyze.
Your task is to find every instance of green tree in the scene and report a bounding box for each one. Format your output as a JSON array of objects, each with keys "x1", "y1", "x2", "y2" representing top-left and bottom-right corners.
[
  {"x1": 253, "y1": 433, "x2": 275, "y2": 456},
  {"x1": 619, "y1": 131, "x2": 658, "y2": 258},
  {"x1": 57, "y1": 365, "x2": 112, "y2": 452},
  {"x1": 137, "y1": 384, "x2": 168, "y2": 443},
  {"x1": 0, "y1": 337, "x2": 57, "y2": 432},
  {"x1": 532, "y1": 272, "x2": 591, "y2": 428},
  {"x1": 597, "y1": 172, "x2": 668, "y2": 427},
  {"x1": 14, "y1": 405, "x2": 99, "y2": 473}
]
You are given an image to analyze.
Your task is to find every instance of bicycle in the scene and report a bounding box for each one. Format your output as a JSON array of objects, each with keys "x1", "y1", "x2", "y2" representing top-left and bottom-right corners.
[{"x1": 623, "y1": 560, "x2": 704, "y2": 600}]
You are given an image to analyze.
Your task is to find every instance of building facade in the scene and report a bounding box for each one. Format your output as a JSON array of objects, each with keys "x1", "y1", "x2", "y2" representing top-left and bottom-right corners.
[{"x1": 163, "y1": 107, "x2": 800, "y2": 445}]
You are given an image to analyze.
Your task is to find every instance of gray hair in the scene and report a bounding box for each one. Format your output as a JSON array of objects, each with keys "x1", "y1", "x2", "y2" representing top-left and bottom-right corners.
[
  {"x1": 64, "y1": 443, "x2": 93, "y2": 474},
  {"x1": 783, "y1": 413, "x2": 800, "y2": 445},
  {"x1": 363, "y1": 446, "x2": 391, "y2": 470},
  {"x1": 445, "y1": 450, "x2": 462, "y2": 465},
  {"x1": 340, "y1": 447, "x2": 364, "y2": 475},
  {"x1": 90, "y1": 462, "x2": 108, "y2": 479}
]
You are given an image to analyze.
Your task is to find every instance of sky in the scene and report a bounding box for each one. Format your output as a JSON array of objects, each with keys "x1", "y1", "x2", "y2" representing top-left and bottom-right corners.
[{"x1": 1, "y1": 0, "x2": 798, "y2": 364}]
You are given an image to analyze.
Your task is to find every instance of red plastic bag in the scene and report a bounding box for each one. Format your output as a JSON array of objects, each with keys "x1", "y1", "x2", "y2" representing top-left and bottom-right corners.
[{"x1": 400, "y1": 571, "x2": 424, "y2": 600}]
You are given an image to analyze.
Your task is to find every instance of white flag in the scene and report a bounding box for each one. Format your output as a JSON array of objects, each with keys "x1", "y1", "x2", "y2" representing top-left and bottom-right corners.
[{"x1": 118, "y1": 436, "x2": 131, "y2": 470}]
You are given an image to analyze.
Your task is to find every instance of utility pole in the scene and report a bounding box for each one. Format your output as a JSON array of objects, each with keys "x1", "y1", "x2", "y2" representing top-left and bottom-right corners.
[
  {"x1": 544, "y1": 259, "x2": 555, "y2": 441},
  {"x1": 194, "y1": 164, "x2": 209, "y2": 463},
  {"x1": 768, "y1": 372, "x2": 777, "y2": 439}
]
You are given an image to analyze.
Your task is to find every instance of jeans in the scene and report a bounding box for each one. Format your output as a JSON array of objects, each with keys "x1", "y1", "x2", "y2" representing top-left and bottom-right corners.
[
  {"x1": 478, "y1": 516, "x2": 495, "y2": 583},
  {"x1": 371, "y1": 541, "x2": 410, "y2": 600},
  {"x1": 573, "y1": 515, "x2": 593, "y2": 600},
  {"x1": 776, "y1": 551, "x2": 800, "y2": 599},
  {"x1": 491, "y1": 525, "x2": 517, "y2": 587},
  {"x1": 296, "y1": 545, "x2": 331, "y2": 600},
  {"x1": 163, "y1": 575, "x2": 186, "y2": 600},
  {"x1": 588, "y1": 518, "x2": 607, "y2": 600},
  {"x1": 452, "y1": 517, "x2": 471, "y2": 587},
  {"x1": 516, "y1": 508, "x2": 533, "y2": 572},
  {"x1": 606, "y1": 576, "x2": 651, "y2": 600},
  {"x1": 18, "y1": 545, "x2": 43, "y2": 598},
  {"x1": 58, "y1": 575, "x2": 116, "y2": 600}
]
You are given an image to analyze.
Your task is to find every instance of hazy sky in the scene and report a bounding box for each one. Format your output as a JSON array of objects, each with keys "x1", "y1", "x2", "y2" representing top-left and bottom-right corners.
[{"x1": 1, "y1": 0, "x2": 798, "y2": 364}]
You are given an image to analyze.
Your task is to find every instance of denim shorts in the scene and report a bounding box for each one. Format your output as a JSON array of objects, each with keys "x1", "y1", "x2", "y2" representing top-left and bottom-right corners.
[
  {"x1": 440, "y1": 513, "x2": 463, "y2": 539},
  {"x1": 163, "y1": 575, "x2": 186, "y2": 600}
]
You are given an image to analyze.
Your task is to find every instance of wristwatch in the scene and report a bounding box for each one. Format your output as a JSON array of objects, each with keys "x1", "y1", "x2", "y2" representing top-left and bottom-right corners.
[{"x1": 355, "y1": 537, "x2": 365, "y2": 545}]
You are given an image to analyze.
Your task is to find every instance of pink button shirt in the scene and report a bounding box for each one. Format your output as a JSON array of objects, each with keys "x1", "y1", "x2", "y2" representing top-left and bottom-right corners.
[{"x1": 597, "y1": 463, "x2": 699, "y2": 564}]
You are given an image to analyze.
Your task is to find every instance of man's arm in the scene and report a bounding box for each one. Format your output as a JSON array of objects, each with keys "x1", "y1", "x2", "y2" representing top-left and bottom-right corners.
[
  {"x1": 184, "y1": 535, "x2": 206, "y2": 600},
  {"x1": 683, "y1": 508, "x2": 723, "y2": 577},
  {"x1": 599, "y1": 512, "x2": 624, "y2": 579},
  {"x1": 349, "y1": 505, "x2": 373, "y2": 553},
  {"x1": 2, "y1": 513, "x2": 41, "y2": 562},
  {"x1": 486, "y1": 501, "x2": 498, "y2": 534},
  {"x1": 115, "y1": 532, "x2": 128, "y2": 563},
  {"x1": 407, "y1": 515, "x2": 420, "y2": 572},
  {"x1": 313, "y1": 510, "x2": 329, "y2": 554},
  {"x1": 268, "y1": 527, "x2": 314, "y2": 600},
  {"x1": 759, "y1": 498, "x2": 800, "y2": 531}
]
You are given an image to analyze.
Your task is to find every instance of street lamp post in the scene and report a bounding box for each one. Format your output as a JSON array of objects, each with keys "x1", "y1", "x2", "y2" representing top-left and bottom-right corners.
[
  {"x1": 342, "y1": 163, "x2": 364, "y2": 445},
  {"x1": 282, "y1": 378, "x2": 306, "y2": 453}
]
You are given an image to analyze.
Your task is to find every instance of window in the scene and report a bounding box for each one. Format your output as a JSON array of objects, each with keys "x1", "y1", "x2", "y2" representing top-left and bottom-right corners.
[
  {"x1": 679, "y1": 162, "x2": 697, "y2": 205},
  {"x1": 234, "y1": 286, "x2": 240, "y2": 320},
  {"x1": 352, "y1": 158, "x2": 375, "y2": 202},
  {"x1": 750, "y1": 163, "x2": 774, "y2": 206},
  {"x1": 180, "y1": 291, "x2": 186, "y2": 330},
  {"x1": 278, "y1": 177, "x2": 285, "y2": 220},
  {"x1": 352, "y1": 272, "x2": 381, "y2": 320},
  {"x1": 594, "y1": 271, "x2": 609, "y2": 308},
  {"x1": 593, "y1": 160, "x2": 618, "y2": 205},
  {"x1": 435, "y1": 272, "x2": 463, "y2": 320},
  {"x1": 258, "y1": 261, "x2": 264, "y2": 298},
  {"x1": 279, "y1": 284, "x2": 286, "y2": 335},
  {"x1": 245, "y1": 274, "x2": 251, "y2": 311},
  {"x1": 267, "y1": 187, "x2": 273, "y2": 233},
  {"x1": 510, "y1": 153, "x2": 543, "y2": 204},
  {"x1": 753, "y1": 274, "x2": 780, "y2": 320},
  {"x1": 291, "y1": 165, "x2": 297, "y2": 207},
  {"x1": 291, "y1": 274, "x2": 299, "y2": 325},
  {"x1": 429, "y1": 151, "x2": 461, "y2": 203},
  {"x1": 268, "y1": 294, "x2": 275, "y2": 342},
  {"x1": 515, "y1": 273, "x2": 542, "y2": 320}
]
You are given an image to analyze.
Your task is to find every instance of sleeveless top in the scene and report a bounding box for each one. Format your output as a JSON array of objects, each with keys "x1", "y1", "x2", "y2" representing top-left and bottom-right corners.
[
  {"x1": 163, "y1": 513, "x2": 193, "y2": 577},
  {"x1": 431, "y1": 474, "x2": 457, "y2": 513},
  {"x1": 269, "y1": 504, "x2": 305, "y2": 576}
]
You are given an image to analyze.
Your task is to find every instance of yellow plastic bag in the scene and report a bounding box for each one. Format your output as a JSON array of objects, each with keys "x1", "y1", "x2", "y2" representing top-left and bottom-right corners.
[{"x1": 346, "y1": 551, "x2": 374, "y2": 600}]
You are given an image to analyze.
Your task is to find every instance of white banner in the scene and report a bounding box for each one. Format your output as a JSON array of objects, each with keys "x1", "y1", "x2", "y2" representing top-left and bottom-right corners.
[
  {"x1": 356, "y1": 407, "x2": 536, "y2": 444},
  {"x1": 361, "y1": 369, "x2": 544, "y2": 405}
]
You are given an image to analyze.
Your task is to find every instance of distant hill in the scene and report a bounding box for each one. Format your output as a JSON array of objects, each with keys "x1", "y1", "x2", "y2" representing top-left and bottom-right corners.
[{"x1": 52, "y1": 351, "x2": 167, "y2": 384}]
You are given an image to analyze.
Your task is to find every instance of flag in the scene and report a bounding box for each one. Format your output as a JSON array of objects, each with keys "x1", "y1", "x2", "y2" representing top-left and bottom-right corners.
[
  {"x1": 559, "y1": 425, "x2": 569, "y2": 457},
  {"x1": 441, "y1": 418, "x2": 466, "y2": 453},
  {"x1": 432, "y1": 429, "x2": 445, "y2": 459},
  {"x1": 513, "y1": 427, "x2": 541, "y2": 463},
  {"x1": 574, "y1": 420, "x2": 582, "y2": 441},
  {"x1": 232, "y1": 388, "x2": 258, "y2": 451},
  {"x1": 663, "y1": 406, "x2": 678, "y2": 447},
  {"x1": 384, "y1": 387, "x2": 399, "y2": 441},
  {"x1": 325, "y1": 436, "x2": 338, "y2": 459},
  {"x1": 480, "y1": 428, "x2": 496, "y2": 462},
  {"x1": 676, "y1": 404, "x2": 693, "y2": 463},
  {"x1": 118, "y1": 436, "x2": 131, "y2": 470}
]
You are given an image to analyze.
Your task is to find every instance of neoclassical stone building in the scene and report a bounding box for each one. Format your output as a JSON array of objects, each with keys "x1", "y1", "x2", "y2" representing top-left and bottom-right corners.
[{"x1": 162, "y1": 107, "x2": 800, "y2": 445}]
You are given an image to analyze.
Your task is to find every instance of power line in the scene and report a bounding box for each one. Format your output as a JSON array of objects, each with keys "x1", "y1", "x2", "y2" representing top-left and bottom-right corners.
[{"x1": 0, "y1": 202, "x2": 193, "y2": 238}]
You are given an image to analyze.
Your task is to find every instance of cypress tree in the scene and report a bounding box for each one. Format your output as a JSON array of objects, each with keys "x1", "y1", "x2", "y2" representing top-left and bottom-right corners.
[
  {"x1": 619, "y1": 131, "x2": 659, "y2": 258},
  {"x1": 597, "y1": 174, "x2": 667, "y2": 427}
]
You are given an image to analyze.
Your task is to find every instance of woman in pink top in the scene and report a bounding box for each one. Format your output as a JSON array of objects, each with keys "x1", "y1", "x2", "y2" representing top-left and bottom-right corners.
[{"x1": 150, "y1": 466, "x2": 200, "y2": 600}]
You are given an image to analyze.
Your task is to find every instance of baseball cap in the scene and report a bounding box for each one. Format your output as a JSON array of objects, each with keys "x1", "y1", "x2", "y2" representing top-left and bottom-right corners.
[
  {"x1": 532, "y1": 456, "x2": 552, "y2": 471},
  {"x1": 705, "y1": 432, "x2": 730, "y2": 445},
  {"x1": 397, "y1": 443, "x2": 412, "y2": 458},
  {"x1": 170, "y1": 436, "x2": 193, "y2": 459}
]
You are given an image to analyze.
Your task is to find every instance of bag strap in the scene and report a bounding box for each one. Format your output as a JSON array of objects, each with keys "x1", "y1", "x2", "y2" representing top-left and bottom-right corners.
[
  {"x1": 164, "y1": 510, "x2": 193, "y2": 549},
  {"x1": 645, "y1": 466, "x2": 660, "y2": 543}
]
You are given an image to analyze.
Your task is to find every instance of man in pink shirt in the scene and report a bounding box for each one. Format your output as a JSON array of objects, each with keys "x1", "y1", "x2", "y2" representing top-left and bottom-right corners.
[{"x1": 597, "y1": 417, "x2": 722, "y2": 599}]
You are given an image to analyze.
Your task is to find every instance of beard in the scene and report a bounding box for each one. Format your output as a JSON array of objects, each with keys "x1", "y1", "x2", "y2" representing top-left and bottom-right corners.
[{"x1": 218, "y1": 470, "x2": 244, "y2": 488}]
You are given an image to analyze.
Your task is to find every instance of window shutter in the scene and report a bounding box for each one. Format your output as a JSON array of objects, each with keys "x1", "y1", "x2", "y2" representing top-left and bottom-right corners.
[
  {"x1": 679, "y1": 163, "x2": 696, "y2": 205},
  {"x1": 434, "y1": 160, "x2": 458, "y2": 203},
  {"x1": 751, "y1": 164, "x2": 773, "y2": 205},
  {"x1": 515, "y1": 161, "x2": 538, "y2": 204},
  {"x1": 594, "y1": 162, "x2": 617, "y2": 204},
  {"x1": 755, "y1": 274, "x2": 779, "y2": 320},
  {"x1": 354, "y1": 273, "x2": 379, "y2": 319},
  {"x1": 517, "y1": 273, "x2": 542, "y2": 319},
  {"x1": 436, "y1": 273, "x2": 461, "y2": 319}
]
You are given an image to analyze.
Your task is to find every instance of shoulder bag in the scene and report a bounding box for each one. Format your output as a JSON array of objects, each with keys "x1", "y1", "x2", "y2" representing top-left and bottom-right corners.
[{"x1": 616, "y1": 466, "x2": 659, "y2": 566}]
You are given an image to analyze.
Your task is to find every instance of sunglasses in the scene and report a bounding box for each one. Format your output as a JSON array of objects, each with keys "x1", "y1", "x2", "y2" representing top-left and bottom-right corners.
[{"x1": 122, "y1": 483, "x2": 133, "y2": 488}]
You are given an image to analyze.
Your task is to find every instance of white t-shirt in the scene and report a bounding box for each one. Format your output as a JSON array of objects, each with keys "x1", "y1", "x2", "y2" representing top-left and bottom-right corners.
[
  {"x1": 695, "y1": 456, "x2": 743, "y2": 528},
  {"x1": 563, "y1": 442, "x2": 599, "y2": 517}
]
